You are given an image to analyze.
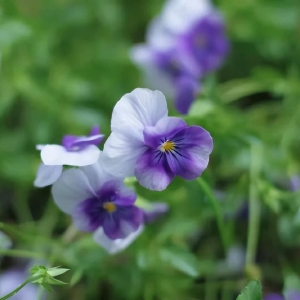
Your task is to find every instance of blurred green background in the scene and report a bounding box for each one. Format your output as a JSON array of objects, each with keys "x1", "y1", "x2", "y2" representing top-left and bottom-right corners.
[{"x1": 1, "y1": 0, "x2": 300, "y2": 299}]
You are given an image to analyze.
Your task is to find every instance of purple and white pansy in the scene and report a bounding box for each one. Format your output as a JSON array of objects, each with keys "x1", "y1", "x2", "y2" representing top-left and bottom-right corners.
[
  {"x1": 103, "y1": 88, "x2": 213, "y2": 191},
  {"x1": 130, "y1": 0, "x2": 229, "y2": 114},
  {"x1": 34, "y1": 126, "x2": 104, "y2": 188},
  {"x1": 51, "y1": 153, "x2": 144, "y2": 252}
]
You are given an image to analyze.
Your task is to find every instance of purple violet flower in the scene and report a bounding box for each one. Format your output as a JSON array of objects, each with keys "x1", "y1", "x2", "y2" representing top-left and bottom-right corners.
[
  {"x1": 130, "y1": 0, "x2": 229, "y2": 115},
  {"x1": 34, "y1": 126, "x2": 104, "y2": 188},
  {"x1": 179, "y1": 14, "x2": 229, "y2": 75},
  {"x1": 51, "y1": 153, "x2": 143, "y2": 252},
  {"x1": 102, "y1": 88, "x2": 213, "y2": 191}
]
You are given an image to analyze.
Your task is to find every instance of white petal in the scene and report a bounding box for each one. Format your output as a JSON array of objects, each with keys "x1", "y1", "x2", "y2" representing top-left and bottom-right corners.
[
  {"x1": 130, "y1": 46, "x2": 175, "y2": 98},
  {"x1": 34, "y1": 163, "x2": 63, "y2": 187},
  {"x1": 41, "y1": 144, "x2": 100, "y2": 166},
  {"x1": 161, "y1": 0, "x2": 213, "y2": 34},
  {"x1": 80, "y1": 152, "x2": 118, "y2": 191},
  {"x1": 146, "y1": 17, "x2": 177, "y2": 50},
  {"x1": 51, "y1": 168, "x2": 96, "y2": 214},
  {"x1": 102, "y1": 131, "x2": 146, "y2": 177},
  {"x1": 111, "y1": 88, "x2": 168, "y2": 133},
  {"x1": 93, "y1": 225, "x2": 143, "y2": 254},
  {"x1": 36, "y1": 144, "x2": 45, "y2": 151}
]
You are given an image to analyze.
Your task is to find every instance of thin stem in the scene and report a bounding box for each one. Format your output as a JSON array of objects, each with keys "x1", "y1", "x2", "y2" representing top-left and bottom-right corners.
[
  {"x1": 246, "y1": 142, "x2": 262, "y2": 265},
  {"x1": 197, "y1": 177, "x2": 229, "y2": 255},
  {"x1": 0, "y1": 275, "x2": 43, "y2": 300},
  {"x1": 0, "y1": 248, "x2": 44, "y2": 259}
]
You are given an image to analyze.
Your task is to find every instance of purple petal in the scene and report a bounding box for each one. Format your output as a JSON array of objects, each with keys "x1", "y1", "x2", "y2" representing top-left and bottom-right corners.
[
  {"x1": 89, "y1": 126, "x2": 100, "y2": 136},
  {"x1": 103, "y1": 215, "x2": 121, "y2": 239},
  {"x1": 93, "y1": 225, "x2": 143, "y2": 254},
  {"x1": 166, "y1": 126, "x2": 213, "y2": 179},
  {"x1": 74, "y1": 197, "x2": 107, "y2": 231},
  {"x1": 174, "y1": 75, "x2": 201, "y2": 114},
  {"x1": 143, "y1": 116, "x2": 187, "y2": 149},
  {"x1": 134, "y1": 148, "x2": 175, "y2": 191},
  {"x1": 286, "y1": 290, "x2": 300, "y2": 300},
  {"x1": 264, "y1": 294, "x2": 284, "y2": 300},
  {"x1": 62, "y1": 126, "x2": 104, "y2": 151},
  {"x1": 103, "y1": 207, "x2": 143, "y2": 239},
  {"x1": 290, "y1": 176, "x2": 300, "y2": 192},
  {"x1": 98, "y1": 180, "x2": 137, "y2": 206}
]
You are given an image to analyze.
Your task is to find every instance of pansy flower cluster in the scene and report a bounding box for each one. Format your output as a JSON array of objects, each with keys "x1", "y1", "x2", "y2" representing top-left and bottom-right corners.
[
  {"x1": 130, "y1": 0, "x2": 229, "y2": 114},
  {"x1": 34, "y1": 88, "x2": 213, "y2": 253}
]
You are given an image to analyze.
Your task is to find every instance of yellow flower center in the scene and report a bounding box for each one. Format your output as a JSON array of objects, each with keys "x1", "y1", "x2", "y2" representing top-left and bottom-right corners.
[
  {"x1": 160, "y1": 140, "x2": 175, "y2": 152},
  {"x1": 103, "y1": 202, "x2": 117, "y2": 213}
]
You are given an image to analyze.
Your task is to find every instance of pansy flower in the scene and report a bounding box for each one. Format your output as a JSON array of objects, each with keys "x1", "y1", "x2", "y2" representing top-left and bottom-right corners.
[
  {"x1": 102, "y1": 88, "x2": 213, "y2": 191},
  {"x1": 130, "y1": 0, "x2": 229, "y2": 114},
  {"x1": 51, "y1": 153, "x2": 143, "y2": 252},
  {"x1": 179, "y1": 14, "x2": 229, "y2": 75},
  {"x1": 34, "y1": 126, "x2": 104, "y2": 188}
]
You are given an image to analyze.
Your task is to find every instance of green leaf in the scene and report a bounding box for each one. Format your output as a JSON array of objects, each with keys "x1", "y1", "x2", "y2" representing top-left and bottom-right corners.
[
  {"x1": 236, "y1": 281, "x2": 262, "y2": 300},
  {"x1": 47, "y1": 267, "x2": 70, "y2": 277},
  {"x1": 160, "y1": 248, "x2": 199, "y2": 277}
]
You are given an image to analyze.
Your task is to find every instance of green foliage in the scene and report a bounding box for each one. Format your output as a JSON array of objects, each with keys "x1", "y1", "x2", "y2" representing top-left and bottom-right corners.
[
  {"x1": 0, "y1": 0, "x2": 300, "y2": 299},
  {"x1": 236, "y1": 281, "x2": 262, "y2": 300}
]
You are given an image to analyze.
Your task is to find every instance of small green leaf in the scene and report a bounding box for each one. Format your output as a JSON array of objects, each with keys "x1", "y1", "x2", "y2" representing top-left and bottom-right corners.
[
  {"x1": 47, "y1": 276, "x2": 67, "y2": 286},
  {"x1": 236, "y1": 280, "x2": 262, "y2": 300},
  {"x1": 160, "y1": 248, "x2": 199, "y2": 277},
  {"x1": 47, "y1": 267, "x2": 70, "y2": 277}
]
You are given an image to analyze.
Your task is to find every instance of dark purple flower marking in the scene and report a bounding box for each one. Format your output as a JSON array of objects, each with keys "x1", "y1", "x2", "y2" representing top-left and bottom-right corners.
[
  {"x1": 180, "y1": 15, "x2": 229, "y2": 74},
  {"x1": 62, "y1": 126, "x2": 104, "y2": 152},
  {"x1": 75, "y1": 180, "x2": 143, "y2": 239}
]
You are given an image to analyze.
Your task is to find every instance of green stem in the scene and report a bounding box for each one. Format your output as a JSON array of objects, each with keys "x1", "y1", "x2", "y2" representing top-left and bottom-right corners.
[
  {"x1": 0, "y1": 248, "x2": 44, "y2": 259},
  {"x1": 197, "y1": 177, "x2": 229, "y2": 255},
  {"x1": 246, "y1": 143, "x2": 262, "y2": 265},
  {"x1": 0, "y1": 275, "x2": 43, "y2": 300}
]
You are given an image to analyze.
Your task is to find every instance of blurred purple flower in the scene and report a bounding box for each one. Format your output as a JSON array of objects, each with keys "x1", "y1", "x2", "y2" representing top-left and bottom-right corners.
[
  {"x1": 52, "y1": 153, "x2": 143, "y2": 253},
  {"x1": 34, "y1": 126, "x2": 104, "y2": 188},
  {"x1": 102, "y1": 88, "x2": 213, "y2": 191},
  {"x1": 264, "y1": 290, "x2": 300, "y2": 300},
  {"x1": 0, "y1": 270, "x2": 38, "y2": 300},
  {"x1": 143, "y1": 202, "x2": 169, "y2": 224},
  {"x1": 290, "y1": 176, "x2": 300, "y2": 192},
  {"x1": 130, "y1": 0, "x2": 229, "y2": 114}
]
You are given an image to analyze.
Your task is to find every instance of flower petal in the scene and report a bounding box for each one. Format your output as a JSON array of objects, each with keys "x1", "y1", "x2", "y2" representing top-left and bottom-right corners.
[
  {"x1": 111, "y1": 88, "x2": 168, "y2": 133},
  {"x1": 174, "y1": 76, "x2": 201, "y2": 115},
  {"x1": 52, "y1": 168, "x2": 96, "y2": 214},
  {"x1": 98, "y1": 180, "x2": 137, "y2": 206},
  {"x1": 102, "y1": 131, "x2": 146, "y2": 177},
  {"x1": 103, "y1": 206, "x2": 143, "y2": 240},
  {"x1": 93, "y1": 225, "x2": 143, "y2": 254},
  {"x1": 34, "y1": 163, "x2": 63, "y2": 187},
  {"x1": 166, "y1": 126, "x2": 213, "y2": 179},
  {"x1": 80, "y1": 153, "x2": 117, "y2": 192},
  {"x1": 41, "y1": 144, "x2": 100, "y2": 166},
  {"x1": 134, "y1": 148, "x2": 175, "y2": 191}
]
